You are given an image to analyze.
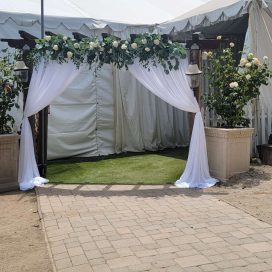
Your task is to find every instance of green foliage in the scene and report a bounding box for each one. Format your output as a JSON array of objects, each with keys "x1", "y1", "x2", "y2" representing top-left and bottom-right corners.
[
  {"x1": 0, "y1": 50, "x2": 21, "y2": 134},
  {"x1": 30, "y1": 33, "x2": 186, "y2": 73},
  {"x1": 204, "y1": 45, "x2": 272, "y2": 128}
]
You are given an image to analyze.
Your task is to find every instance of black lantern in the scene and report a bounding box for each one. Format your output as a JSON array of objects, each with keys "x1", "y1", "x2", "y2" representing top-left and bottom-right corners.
[
  {"x1": 14, "y1": 60, "x2": 29, "y2": 83},
  {"x1": 186, "y1": 64, "x2": 202, "y2": 89}
]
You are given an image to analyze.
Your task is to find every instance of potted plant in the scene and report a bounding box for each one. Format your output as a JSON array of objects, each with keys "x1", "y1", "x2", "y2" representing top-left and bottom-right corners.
[
  {"x1": 0, "y1": 50, "x2": 21, "y2": 192},
  {"x1": 204, "y1": 42, "x2": 272, "y2": 181}
]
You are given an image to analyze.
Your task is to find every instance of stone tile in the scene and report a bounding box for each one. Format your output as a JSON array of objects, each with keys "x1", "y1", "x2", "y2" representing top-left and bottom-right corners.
[
  {"x1": 107, "y1": 256, "x2": 141, "y2": 269},
  {"x1": 175, "y1": 254, "x2": 211, "y2": 268},
  {"x1": 37, "y1": 185, "x2": 272, "y2": 272},
  {"x1": 242, "y1": 242, "x2": 272, "y2": 253}
]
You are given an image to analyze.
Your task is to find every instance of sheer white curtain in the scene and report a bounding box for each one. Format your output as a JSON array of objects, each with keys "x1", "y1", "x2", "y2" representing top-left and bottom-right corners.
[
  {"x1": 19, "y1": 61, "x2": 81, "y2": 191},
  {"x1": 129, "y1": 59, "x2": 217, "y2": 188}
]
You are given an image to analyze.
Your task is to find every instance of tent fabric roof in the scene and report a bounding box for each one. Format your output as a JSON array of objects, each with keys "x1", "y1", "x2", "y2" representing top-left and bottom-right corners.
[
  {"x1": 0, "y1": 0, "x2": 206, "y2": 33},
  {"x1": 158, "y1": 0, "x2": 247, "y2": 34}
]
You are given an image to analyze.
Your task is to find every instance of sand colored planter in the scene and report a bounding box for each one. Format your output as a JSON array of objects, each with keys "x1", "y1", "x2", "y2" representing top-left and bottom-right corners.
[
  {"x1": 205, "y1": 127, "x2": 254, "y2": 181},
  {"x1": 0, "y1": 134, "x2": 20, "y2": 192}
]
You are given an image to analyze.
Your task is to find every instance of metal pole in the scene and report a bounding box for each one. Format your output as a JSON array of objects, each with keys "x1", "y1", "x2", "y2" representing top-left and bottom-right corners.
[
  {"x1": 41, "y1": 0, "x2": 44, "y2": 38},
  {"x1": 39, "y1": 0, "x2": 48, "y2": 177}
]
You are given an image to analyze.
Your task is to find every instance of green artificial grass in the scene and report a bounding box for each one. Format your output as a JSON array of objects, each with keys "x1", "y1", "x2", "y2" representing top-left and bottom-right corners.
[{"x1": 47, "y1": 148, "x2": 188, "y2": 185}]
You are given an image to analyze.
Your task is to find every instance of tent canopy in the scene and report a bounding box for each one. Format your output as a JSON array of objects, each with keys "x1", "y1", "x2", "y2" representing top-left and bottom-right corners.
[
  {"x1": 158, "y1": 0, "x2": 247, "y2": 34},
  {"x1": 0, "y1": 0, "x2": 206, "y2": 34}
]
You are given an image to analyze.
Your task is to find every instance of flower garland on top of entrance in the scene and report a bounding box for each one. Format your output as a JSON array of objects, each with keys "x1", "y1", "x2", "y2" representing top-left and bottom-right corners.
[{"x1": 30, "y1": 33, "x2": 186, "y2": 73}]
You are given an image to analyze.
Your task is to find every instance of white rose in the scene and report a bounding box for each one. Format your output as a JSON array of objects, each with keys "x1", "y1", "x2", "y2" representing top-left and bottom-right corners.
[
  {"x1": 217, "y1": 35, "x2": 222, "y2": 40},
  {"x1": 202, "y1": 51, "x2": 208, "y2": 60},
  {"x1": 153, "y1": 39, "x2": 160, "y2": 45},
  {"x1": 63, "y1": 36, "x2": 68, "y2": 41},
  {"x1": 263, "y1": 56, "x2": 268, "y2": 61},
  {"x1": 240, "y1": 58, "x2": 247, "y2": 66},
  {"x1": 168, "y1": 40, "x2": 173, "y2": 44},
  {"x1": 45, "y1": 35, "x2": 51, "y2": 42},
  {"x1": 131, "y1": 43, "x2": 138, "y2": 49},
  {"x1": 247, "y1": 53, "x2": 254, "y2": 60},
  {"x1": 52, "y1": 44, "x2": 59, "y2": 51},
  {"x1": 67, "y1": 51, "x2": 73, "y2": 58},
  {"x1": 246, "y1": 62, "x2": 252, "y2": 68},
  {"x1": 207, "y1": 51, "x2": 213, "y2": 58},
  {"x1": 252, "y1": 58, "x2": 260, "y2": 65},
  {"x1": 74, "y1": 43, "x2": 80, "y2": 49},
  {"x1": 141, "y1": 38, "x2": 147, "y2": 45},
  {"x1": 121, "y1": 44, "x2": 127, "y2": 50},
  {"x1": 112, "y1": 41, "x2": 119, "y2": 48},
  {"x1": 89, "y1": 42, "x2": 95, "y2": 48},
  {"x1": 229, "y1": 42, "x2": 235, "y2": 48},
  {"x1": 245, "y1": 74, "x2": 251, "y2": 80},
  {"x1": 145, "y1": 47, "x2": 150, "y2": 52},
  {"x1": 229, "y1": 82, "x2": 239, "y2": 88}
]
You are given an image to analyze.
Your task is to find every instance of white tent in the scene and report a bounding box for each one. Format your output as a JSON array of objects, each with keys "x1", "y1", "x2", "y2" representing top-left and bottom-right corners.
[
  {"x1": 158, "y1": 0, "x2": 272, "y2": 146},
  {"x1": 0, "y1": 0, "x2": 206, "y2": 159}
]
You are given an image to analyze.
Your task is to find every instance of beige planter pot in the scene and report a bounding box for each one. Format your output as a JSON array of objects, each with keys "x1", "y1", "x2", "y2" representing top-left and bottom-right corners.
[
  {"x1": 0, "y1": 134, "x2": 20, "y2": 192},
  {"x1": 205, "y1": 127, "x2": 254, "y2": 182}
]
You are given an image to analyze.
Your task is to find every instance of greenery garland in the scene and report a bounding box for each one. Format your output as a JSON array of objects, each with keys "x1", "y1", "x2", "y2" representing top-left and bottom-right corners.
[{"x1": 30, "y1": 33, "x2": 186, "y2": 73}]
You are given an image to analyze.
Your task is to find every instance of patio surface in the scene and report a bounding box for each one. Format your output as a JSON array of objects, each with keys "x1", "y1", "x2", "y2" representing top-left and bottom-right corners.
[{"x1": 37, "y1": 184, "x2": 272, "y2": 272}]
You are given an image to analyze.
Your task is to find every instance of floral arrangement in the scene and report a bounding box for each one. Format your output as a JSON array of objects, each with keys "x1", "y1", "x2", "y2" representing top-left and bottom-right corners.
[
  {"x1": 204, "y1": 43, "x2": 272, "y2": 128},
  {"x1": 31, "y1": 33, "x2": 186, "y2": 73},
  {"x1": 0, "y1": 49, "x2": 21, "y2": 134}
]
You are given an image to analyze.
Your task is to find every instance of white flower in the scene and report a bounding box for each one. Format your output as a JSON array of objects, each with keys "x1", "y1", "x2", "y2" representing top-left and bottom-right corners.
[
  {"x1": 145, "y1": 47, "x2": 150, "y2": 52},
  {"x1": 245, "y1": 74, "x2": 251, "y2": 80},
  {"x1": 112, "y1": 41, "x2": 119, "y2": 48},
  {"x1": 141, "y1": 38, "x2": 147, "y2": 45},
  {"x1": 153, "y1": 39, "x2": 160, "y2": 45},
  {"x1": 202, "y1": 51, "x2": 208, "y2": 60},
  {"x1": 35, "y1": 44, "x2": 42, "y2": 49},
  {"x1": 67, "y1": 51, "x2": 73, "y2": 58},
  {"x1": 246, "y1": 62, "x2": 252, "y2": 68},
  {"x1": 89, "y1": 42, "x2": 96, "y2": 48},
  {"x1": 63, "y1": 36, "x2": 68, "y2": 41},
  {"x1": 52, "y1": 44, "x2": 59, "y2": 51},
  {"x1": 240, "y1": 58, "x2": 247, "y2": 66},
  {"x1": 263, "y1": 56, "x2": 268, "y2": 61},
  {"x1": 229, "y1": 82, "x2": 239, "y2": 88},
  {"x1": 217, "y1": 35, "x2": 222, "y2": 40},
  {"x1": 74, "y1": 43, "x2": 80, "y2": 49},
  {"x1": 121, "y1": 44, "x2": 127, "y2": 50},
  {"x1": 131, "y1": 43, "x2": 138, "y2": 49},
  {"x1": 45, "y1": 35, "x2": 51, "y2": 42},
  {"x1": 168, "y1": 40, "x2": 172, "y2": 44},
  {"x1": 207, "y1": 51, "x2": 213, "y2": 58},
  {"x1": 247, "y1": 53, "x2": 254, "y2": 60},
  {"x1": 229, "y1": 42, "x2": 235, "y2": 48},
  {"x1": 252, "y1": 57, "x2": 260, "y2": 66}
]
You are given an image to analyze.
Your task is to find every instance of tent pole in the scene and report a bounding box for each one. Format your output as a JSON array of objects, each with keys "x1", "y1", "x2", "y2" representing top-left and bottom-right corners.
[
  {"x1": 41, "y1": 0, "x2": 44, "y2": 38},
  {"x1": 39, "y1": 0, "x2": 48, "y2": 178}
]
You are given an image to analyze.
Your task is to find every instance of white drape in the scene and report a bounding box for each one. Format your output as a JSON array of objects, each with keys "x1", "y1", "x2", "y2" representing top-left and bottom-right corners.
[
  {"x1": 129, "y1": 59, "x2": 217, "y2": 188},
  {"x1": 19, "y1": 61, "x2": 81, "y2": 191}
]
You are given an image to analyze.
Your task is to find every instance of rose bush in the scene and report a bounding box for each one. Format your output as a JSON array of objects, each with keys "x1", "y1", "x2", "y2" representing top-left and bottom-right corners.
[
  {"x1": 204, "y1": 43, "x2": 272, "y2": 128},
  {"x1": 0, "y1": 49, "x2": 21, "y2": 134}
]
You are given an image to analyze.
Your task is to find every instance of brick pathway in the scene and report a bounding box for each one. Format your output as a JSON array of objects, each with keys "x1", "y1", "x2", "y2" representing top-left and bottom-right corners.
[{"x1": 37, "y1": 184, "x2": 272, "y2": 272}]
